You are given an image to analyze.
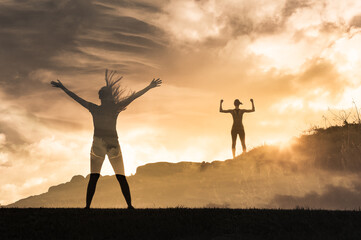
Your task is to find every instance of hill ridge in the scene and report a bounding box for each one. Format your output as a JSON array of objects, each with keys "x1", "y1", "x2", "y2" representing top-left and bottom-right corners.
[{"x1": 7, "y1": 124, "x2": 361, "y2": 209}]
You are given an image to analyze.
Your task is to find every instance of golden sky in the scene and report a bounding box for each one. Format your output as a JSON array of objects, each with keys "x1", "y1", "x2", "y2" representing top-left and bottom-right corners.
[{"x1": 1, "y1": 0, "x2": 361, "y2": 204}]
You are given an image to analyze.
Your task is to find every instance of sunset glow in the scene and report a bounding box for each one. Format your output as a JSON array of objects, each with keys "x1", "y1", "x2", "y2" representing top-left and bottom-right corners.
[{"x1": 1, "y1": 0, "x2": 361, "y2": 205}]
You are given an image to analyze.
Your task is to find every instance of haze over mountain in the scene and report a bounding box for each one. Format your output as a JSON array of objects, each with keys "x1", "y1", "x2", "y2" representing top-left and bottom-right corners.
[{"x1": 8, "y1": 124, "x2": 361, "y2": 209}]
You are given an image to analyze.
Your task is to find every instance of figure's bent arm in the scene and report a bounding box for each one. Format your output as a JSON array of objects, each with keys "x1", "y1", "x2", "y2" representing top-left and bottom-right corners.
[
  {"x1": 243, "y1": 99, "x2": 255, "y2": 113},
  {"x1": 219, "y1": 99, "x2": 232, "y2": 113},
  {"x1": 117, "y1": 78, "x2": 162, "y2": 108},
  {"x1": 51, "y1": 80, "x2": 92, "y2": 110}
]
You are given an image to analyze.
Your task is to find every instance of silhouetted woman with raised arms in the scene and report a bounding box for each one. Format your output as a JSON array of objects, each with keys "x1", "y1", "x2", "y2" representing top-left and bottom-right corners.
[
  {"x1": 220, "y1": 98, "x2": 255, "y2": 158},
  {"x1": 51, "y1": 70, "x2": 162, "y2": 209}
]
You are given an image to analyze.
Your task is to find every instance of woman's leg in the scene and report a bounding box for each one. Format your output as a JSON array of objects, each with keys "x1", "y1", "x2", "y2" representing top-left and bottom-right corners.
[
  {"x1": 85, "y1": 173, "x2": 100, "y2": 209},
  {"x1": 116, "y1": 174, "x2": 134, "y2": 209},
  {"x1": 231, "y1": 129, "x2": 237, "y2": 158},
  {"x1": 239, "y1": 129, "x2": 246, "y2": 153},
  {"x1": 87, "y1": 137, "x2": 106, "y2": 209}
]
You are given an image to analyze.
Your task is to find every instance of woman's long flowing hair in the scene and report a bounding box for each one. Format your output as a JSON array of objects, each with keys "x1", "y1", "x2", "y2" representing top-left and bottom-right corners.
[{"x1": 104, "y1": 69, "x2": 133, "y2": 105}]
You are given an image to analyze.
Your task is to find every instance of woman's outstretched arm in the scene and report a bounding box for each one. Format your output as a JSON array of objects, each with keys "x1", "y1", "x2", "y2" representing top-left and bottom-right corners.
[
  {"x1": 50, "y1": 79, "x2": 92, "y2": 110},
  {"x1": 219, "y1": 99, "x2": 232, "y2": 113},
  {"x1": 243, "y1": 99, "x2": 255, "y2": 113},
  {"x1": 117, "y1": 78, "x2": 162, "y2": 108}
]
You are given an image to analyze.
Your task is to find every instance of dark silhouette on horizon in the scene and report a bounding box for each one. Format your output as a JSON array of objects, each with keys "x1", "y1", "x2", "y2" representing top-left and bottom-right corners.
[
  {"x1": 51, "y1": 69, "x2": 162, "y2": 209},
  {"x1": 220, "y1": 98, "x2": 255, "y2": 158}
]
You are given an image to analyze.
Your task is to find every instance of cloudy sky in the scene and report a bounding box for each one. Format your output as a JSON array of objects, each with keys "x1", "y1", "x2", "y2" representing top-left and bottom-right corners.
[{"x1": 1, "y1": 0, "x2": 361, "y2": 205}]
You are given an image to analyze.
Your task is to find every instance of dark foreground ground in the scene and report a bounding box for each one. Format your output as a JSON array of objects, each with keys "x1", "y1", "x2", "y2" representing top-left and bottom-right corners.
[{"x1": 1, "y1": 208, "x2": 361, "y2": 239}]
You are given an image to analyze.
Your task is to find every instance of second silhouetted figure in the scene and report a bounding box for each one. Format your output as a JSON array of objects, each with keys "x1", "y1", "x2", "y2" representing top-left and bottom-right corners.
[{"x1": 220, "y1": 98, "x2": 255, "y2": 158}]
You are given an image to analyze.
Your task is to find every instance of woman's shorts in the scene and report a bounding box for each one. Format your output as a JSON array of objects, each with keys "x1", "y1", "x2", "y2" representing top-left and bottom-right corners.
[
  {"x1": 231, "y1": 127, "x2": 245, "y2": 138},
  {"x1": 90, "y1": 137, "x2": 125, "y2": 175}
]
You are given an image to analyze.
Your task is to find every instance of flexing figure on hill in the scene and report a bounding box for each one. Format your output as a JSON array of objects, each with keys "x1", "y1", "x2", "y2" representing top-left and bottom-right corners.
[
  {"x1": 220, "y1": 98, "x2": 255, "y2": 158},
  {"x1": 51, "y1": 70, "x2": 162, "y2": 209}
]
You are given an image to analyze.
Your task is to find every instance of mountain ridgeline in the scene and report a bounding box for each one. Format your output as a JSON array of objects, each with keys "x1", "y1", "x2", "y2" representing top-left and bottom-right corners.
[{"x1": 8, "y1": 124, "x2": 361, "y2": 209}]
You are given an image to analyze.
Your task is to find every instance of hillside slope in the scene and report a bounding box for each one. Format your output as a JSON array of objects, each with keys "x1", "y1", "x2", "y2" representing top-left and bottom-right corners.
[{"x1": 8, "y1": 124, "x2": 361, "y2": 209}]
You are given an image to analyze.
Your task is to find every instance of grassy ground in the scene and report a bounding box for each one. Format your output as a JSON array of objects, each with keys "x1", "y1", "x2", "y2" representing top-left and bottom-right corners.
[{"x1": 1, "y1": 208, "x2": 361, "y2": 239}]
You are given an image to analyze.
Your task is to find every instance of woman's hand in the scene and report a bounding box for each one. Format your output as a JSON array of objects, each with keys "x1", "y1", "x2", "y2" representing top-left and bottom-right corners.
[
  {"x1": 149, "y1": 78, "x2": 162, "y2": 88},
  {"x1": 50, "y1": 79, "x2": 64, "y2": 89},
  {"x1": 250, "y1": 98, "x2": 254, "y2": 103},
  {"x1": 220, "y1": 99, "x2": 224, "y2": 103}
]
